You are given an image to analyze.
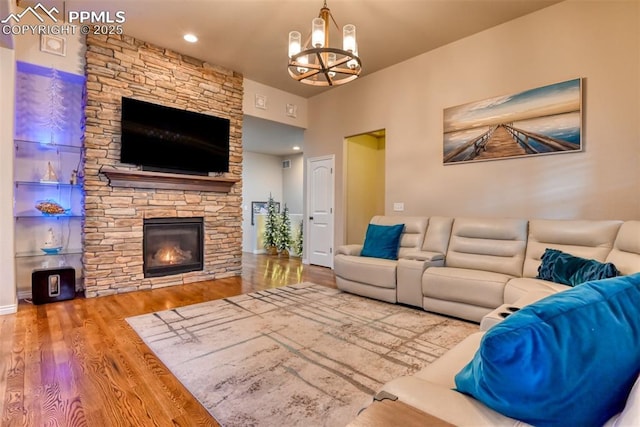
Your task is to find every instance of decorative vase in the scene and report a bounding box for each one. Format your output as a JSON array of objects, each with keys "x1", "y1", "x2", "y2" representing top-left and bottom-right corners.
[{"x1": 267, "y1": 246, "x2": 278, "y2": 256}]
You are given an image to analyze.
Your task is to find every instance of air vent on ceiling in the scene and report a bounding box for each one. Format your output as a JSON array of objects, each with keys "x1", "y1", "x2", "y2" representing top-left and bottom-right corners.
[{"x1": 282, "y1": 160, "x2": 291, "y2": 169}]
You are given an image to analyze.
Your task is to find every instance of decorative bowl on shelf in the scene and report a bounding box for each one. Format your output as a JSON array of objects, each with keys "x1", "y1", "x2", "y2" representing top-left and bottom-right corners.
[
  {"x1": 41, "y1": 246, "x2": 63, "y2": 255},
  {"x1": 35, "y1": 200, "x2": 68, "y2": 215}
]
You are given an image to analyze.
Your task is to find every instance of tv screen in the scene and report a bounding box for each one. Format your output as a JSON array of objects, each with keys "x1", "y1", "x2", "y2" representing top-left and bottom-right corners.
[{"x1": 120, "y1": 97, "x2": 230, "y2": 175}]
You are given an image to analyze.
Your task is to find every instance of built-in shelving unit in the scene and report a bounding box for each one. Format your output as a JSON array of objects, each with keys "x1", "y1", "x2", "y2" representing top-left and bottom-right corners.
[{"x1": 13, "y1": 62, "x2": 86, "y2": 298}]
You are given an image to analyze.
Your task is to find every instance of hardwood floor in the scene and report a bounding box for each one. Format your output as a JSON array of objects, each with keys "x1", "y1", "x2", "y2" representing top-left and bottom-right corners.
[{"x1": 0, "y1": 253, "x2": 335, "y2": 426}]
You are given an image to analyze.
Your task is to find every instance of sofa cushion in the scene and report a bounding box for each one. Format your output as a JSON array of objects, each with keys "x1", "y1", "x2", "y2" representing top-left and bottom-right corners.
[
  {"x1": 522, "y1": 219, "x2": 622, "y2": 278},
  {"x1": 333, "y1": 255, "x2": 398, "y2": 289},
  {"x1": 445, "y1": 218, "x2": 528, "y2": 277},
  {"x1": 414, "y1": 332, "x2": 485, "y2": 388},
  {"x1": 606, "y1": 220, "x2": 640, "y2": 275},
  {"x1": 454, "y1": 273, "x2": 640, "y2": 427},
  {"x1": 423, "y1": 267, "x2": 512, "y2": 309},
  {"x1": 361, "y1": 223, "x2": 404, "y2": 260},
  {"x1": 370, "y1": 216, "x2": 429, "y2": 259},
  {"x1": 537, "y1": 248, "x2": 620, "y2": 286},
  {"x1": 503, "y1": 277, "x2": 569, "y2": 305}
]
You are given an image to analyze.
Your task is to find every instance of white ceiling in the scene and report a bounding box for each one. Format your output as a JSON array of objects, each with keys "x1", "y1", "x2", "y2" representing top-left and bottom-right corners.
[
  {"x1": 17, "y1": 0, "x2": 563, "y2": 155},
  {"x1": 21, "y1": 0, "x2": 562, "y2": 98},
  {"x1": 243, "y1": 115, "x2": 305, "y2": 156}
]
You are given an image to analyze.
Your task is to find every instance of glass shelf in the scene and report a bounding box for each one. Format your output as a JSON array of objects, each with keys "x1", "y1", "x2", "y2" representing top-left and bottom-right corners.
[
  {"x1": 15, "y1": 180, "x2": 82, "y2": 189},
  {"x1": 15, "y1": 249, "x2": 82, "y2": 258},
  {"x1": 15, "y1": 139, "x2": 83, "y2": 154},
  {"x1": 15, "y1": 214, "x2": 82, "y2": 220}
]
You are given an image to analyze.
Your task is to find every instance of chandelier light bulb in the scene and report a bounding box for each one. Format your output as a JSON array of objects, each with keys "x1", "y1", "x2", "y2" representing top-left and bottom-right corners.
[
  {"x1": 347, "y1": 45, "x2": 358, "y2": 69},
  {"x1": 327, "y1": 52, "x2": 336, "y2": 77},
  {"x1": 288, "y1": 31, "x2": 302, "y2": 58},
  {"x1": 297, "y1": 55, "x2": 309, "y2": 73},
  {"x1": 343, "y1": 24, "x2": 356, "y2": 52},
  {"x1": 312, "y1": 17, "x2": 325, "y2": 48}
]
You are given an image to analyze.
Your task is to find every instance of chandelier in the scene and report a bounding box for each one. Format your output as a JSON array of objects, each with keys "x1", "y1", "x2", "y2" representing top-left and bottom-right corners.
[{"x1": 287, "y1": 1, "x2": 362, "y2": 87}]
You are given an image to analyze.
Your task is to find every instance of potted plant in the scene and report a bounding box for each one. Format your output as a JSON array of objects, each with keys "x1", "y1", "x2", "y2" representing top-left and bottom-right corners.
[
  {"x1": 278, "y1": 204, "x2": 292, "y2": 256},
  {"x1": 292, "y1": 219, "x2": 304, "y2": 257},
  {"x1": 263, "y1": 194, "x2": 280, "y2": 255}
]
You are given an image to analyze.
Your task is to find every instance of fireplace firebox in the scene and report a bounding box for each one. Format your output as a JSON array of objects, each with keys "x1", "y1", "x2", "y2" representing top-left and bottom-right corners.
[{"x1": 143, "y1": 217, "x2": 204, "y2": 278}]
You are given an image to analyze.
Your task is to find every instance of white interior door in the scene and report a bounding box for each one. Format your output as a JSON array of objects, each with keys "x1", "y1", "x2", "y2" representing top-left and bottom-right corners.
[{"x1": 306, "y1": 155, "x2": 334, "y2": 268}]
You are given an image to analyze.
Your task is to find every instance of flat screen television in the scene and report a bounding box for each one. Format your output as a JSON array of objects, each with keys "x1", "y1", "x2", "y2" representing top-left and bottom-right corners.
[{"x1": 120, "y1": 97, "x2": 230, "y2": 175}]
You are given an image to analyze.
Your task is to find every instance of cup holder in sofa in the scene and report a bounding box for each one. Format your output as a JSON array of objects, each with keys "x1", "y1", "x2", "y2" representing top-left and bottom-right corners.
[{"x1": 499, "y1": 306, "x2": 521, "y2": 318}]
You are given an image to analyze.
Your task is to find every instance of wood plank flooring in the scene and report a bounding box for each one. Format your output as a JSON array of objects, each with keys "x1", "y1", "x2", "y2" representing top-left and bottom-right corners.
[{"x1": 0, "y1": 253, "x2": 336, "y2": 426}]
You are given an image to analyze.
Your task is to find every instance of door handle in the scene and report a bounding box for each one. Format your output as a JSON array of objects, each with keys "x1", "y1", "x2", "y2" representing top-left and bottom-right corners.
[{"x1": 309, "y1": 216, "x2": 314, "y2": 220}]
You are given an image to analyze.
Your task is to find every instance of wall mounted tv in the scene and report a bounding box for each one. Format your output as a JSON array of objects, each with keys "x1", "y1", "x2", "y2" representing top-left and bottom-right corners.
[{"x1": 120, "y1": 97, "x2": 230, "y2": 175}]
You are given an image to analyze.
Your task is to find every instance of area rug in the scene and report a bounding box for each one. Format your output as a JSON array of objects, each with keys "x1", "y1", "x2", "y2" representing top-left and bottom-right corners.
[{"x1": 126, "y1": 283, "x2": 477, "y2": 426}]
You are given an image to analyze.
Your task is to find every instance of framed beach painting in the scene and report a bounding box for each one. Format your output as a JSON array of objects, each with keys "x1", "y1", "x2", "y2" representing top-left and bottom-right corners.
[{"x1": 443, "y1": 78, "x2": 583, "y2": 164}]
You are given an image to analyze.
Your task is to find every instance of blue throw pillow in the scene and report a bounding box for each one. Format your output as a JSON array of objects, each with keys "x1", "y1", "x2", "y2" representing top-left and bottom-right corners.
[
  {"x1": 537, "y1": 248, "x2": 619, "y2": 286},
  {"x1": 360, "y1": 223, "x2": 404, "y2": 260},
  {"x1": 454, "y1": 273, "x2": 640, "y2": 427}
]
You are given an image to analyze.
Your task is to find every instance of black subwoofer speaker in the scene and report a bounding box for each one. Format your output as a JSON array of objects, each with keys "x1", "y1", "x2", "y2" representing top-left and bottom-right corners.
[{"x1": 32, "y1": 267, "x2": 76, "y2": 305}]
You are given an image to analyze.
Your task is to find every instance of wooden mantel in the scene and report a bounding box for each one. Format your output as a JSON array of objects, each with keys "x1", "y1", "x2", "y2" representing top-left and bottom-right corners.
[{"x1": 101, "y1": 167, "x2": 239, "y2": 192}]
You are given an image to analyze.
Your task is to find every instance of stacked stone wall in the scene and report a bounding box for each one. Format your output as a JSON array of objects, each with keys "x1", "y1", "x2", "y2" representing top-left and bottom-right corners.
[{"x1": 83, "y1": 34, "x2": 243, "y2": 297}]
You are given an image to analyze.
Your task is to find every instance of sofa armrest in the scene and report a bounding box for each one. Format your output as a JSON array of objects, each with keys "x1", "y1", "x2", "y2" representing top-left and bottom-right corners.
[
  {"x1": 402, "y1": 250, "x2": 445, "y2": 262},
  {"x1": 381, "y1": 377, "x2": 524, "y2": 426},
  {"x1": 335, "y1": 244, "x2": 363, "y2": 256}
]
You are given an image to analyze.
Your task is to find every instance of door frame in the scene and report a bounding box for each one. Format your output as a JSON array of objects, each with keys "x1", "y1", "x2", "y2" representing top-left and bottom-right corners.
[{"x1": 305, "y1": 154, "x2": 335, "y2": 268}]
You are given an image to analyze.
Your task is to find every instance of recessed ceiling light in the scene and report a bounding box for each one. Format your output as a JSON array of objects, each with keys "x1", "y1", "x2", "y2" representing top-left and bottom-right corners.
[
  {"x1": 183, "y1": 34, "x2": 198, "y2": 43},
  {"x1": 293, "y1": 146, "x2": 301, "y2": 151}
]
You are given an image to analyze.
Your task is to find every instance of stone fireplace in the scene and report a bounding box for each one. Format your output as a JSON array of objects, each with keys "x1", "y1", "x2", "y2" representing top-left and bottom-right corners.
[
  {"x1": 82, "y1": 34, "x2": 243, "y2": 297},
  {"x1": 143, "y1": 217, "x2": 204, "y2": 278}
]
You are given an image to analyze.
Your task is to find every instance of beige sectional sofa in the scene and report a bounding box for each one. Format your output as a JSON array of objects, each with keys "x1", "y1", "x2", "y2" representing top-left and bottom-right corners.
[
  {"x1": 336, "y1": 216, "x2": 639, "y2": 322},
  {"x1": 335, "y1": 216, "x2": 640, "y2": 426}
]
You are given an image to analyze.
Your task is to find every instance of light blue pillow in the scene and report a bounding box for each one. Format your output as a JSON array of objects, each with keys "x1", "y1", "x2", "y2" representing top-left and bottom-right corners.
[
  {"x1": 455, "y1": 273, "x2": 640, "y2": 427},
  {"x1": 360, "y1": 223, "x2": 404, "y2": 260}
]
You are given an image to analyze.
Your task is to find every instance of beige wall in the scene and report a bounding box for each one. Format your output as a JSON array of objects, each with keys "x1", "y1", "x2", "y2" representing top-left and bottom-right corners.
[
  {"x1": 12, "y1": 4, "x2": 85, "y2": 74},
  {"x1": 0, "y1": 46, "x2": 16, "y2": 314},
  {"x1": 243, "y1": 78, "x2": 308, "y2": 129},
  {"x1": 283, "y1": 153, "x2": 304, "y2": 215},
  {"x1": 305, "y1": 0, "x2": 640, "y2": 247},
  {"x1": 346, "y1": 134, "x2": 385, "y2": 244},
  {"x1": 241, "y1": 152, "x2": 284, "y2": 253}
]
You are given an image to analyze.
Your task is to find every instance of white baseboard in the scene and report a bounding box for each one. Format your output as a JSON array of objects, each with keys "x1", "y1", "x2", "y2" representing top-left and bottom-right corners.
[
  {"x1": 0, "y1": 302, "x2": 17, "y2": 315},
  {"x1": 17, "y1": 290, "x2": 31, "y2": 300}
]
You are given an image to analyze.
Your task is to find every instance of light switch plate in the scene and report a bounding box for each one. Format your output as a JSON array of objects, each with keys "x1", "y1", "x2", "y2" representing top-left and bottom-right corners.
[{"x1": 393, "y1": 202, "x2": 404, "y2": 212}]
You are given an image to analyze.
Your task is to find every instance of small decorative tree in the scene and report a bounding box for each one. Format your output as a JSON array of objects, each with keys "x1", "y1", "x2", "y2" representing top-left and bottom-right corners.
[
  {"x1": 263, "y1": 194, "x2": 279, "y2": 255},
  {"x1": 278, "y1": 204, "x2": 292, "y2": 256},
  {"x1": 292, "y1": 219, "x2": 304, "y2": 257},
  {"x1": 42, "y1": 68, "x2": 66, "y2": 144}
]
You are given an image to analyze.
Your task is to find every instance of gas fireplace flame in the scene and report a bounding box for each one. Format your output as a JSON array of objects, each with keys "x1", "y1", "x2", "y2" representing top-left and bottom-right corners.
[{"x1": 153, "y1": 243, "x2": 192, "y2": 265}]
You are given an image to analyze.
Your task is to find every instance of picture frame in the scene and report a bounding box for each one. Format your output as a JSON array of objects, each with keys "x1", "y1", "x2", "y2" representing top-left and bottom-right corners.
[
  {"x1": 443, "y1": 78, "x2": 583, "y2": 164},
  {"x1": 251, "y1": 201, "x2": 280, "y2": 225},
  {"x1": 40, "y1": 34, "x2": 67, "y2": 57}
]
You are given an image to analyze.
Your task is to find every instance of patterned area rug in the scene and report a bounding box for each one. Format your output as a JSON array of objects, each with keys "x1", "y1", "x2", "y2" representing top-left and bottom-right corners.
[{"x1": 126, "y1": 283, "x2": 477, "y2": 426}]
